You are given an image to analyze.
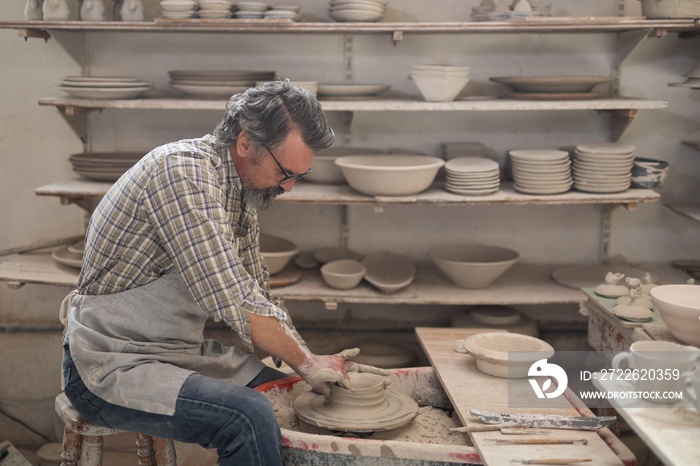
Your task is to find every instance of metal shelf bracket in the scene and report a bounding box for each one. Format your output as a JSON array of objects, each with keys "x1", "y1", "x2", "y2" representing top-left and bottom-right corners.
[
  {"x1": 17, "y1": 27, "x2": 50, "y2": 41},
  {"x1": 55, "y1": 105, "x2": 90, "y2": 146},
  {"x1": 608, "y1": 109, "x2": 638, "y2": 141}
]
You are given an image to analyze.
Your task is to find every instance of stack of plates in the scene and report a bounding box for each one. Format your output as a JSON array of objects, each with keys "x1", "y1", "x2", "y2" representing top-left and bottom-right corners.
[
  {"x1": 263, "y1": 9, "x2": 299, "y2": 20},
  {"x1": 329, "y1": 0, "x2": 386, "y2": 22},
  {"x1": 52, "y1": 241, "x2": 85, "y2": 270},
  {"x1": 160, "y1": 0, "x2": 197, "y2": 19},
  {"x1": 69, "y1": 152, "x2": 143, "y2": 181},
  {"x1": 169, "y1": 69, "x2": 275, "y2": 99},
  {"x1": 56, "y1": 76, "x2": 152, "y2": 100},
  {"x1": 509, "y1": 150, "x2": 572, "y2": 195},
  {"x1": 234, "y1": 1, "x2": 269, "y2": 18},
  {"x1": 489, "y1": 76, "x2": 613, "y2": 100},
  {"x1": 572, "y1": 142, "x2": 635, "y2": 193},
  {"x1": 444, "y1": 156, "x2": 500, "y2": 196},
  {"x1": 317, "y1": 83, "x2": 390, "y2": 100},
  {"x1": 197, "y1": 0, "x2": 233, "y2": 18}
]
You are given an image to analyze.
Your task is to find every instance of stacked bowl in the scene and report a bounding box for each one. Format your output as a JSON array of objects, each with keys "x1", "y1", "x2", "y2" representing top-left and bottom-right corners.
[
  {"x1": 444, "y1": 156, "x2": 500, "y2": 196},
  {"x1": 509, "y1": 149, "x2": 572, "y2": 195},
  {"x1": 197, "y1": 0, "x2": 234, "y2": 18},
  {"x1": 329, "y1": 0, "x2": 386, "y2": 22},
  {"x1": 410, "y1": 65, "x2": 470, "y2": 102},
  {"x1": 169, "y1": 69, "x2": 275, "y2": 99},
  {"x1": 572, "y1": 142, "x2": 635, "y2": 193},
  {"x1": 160, "y1": 0, "x2": 197, "y2": 19},
  {"x1": 234, "y1": 1, "x2": 269, "y2": 18}
]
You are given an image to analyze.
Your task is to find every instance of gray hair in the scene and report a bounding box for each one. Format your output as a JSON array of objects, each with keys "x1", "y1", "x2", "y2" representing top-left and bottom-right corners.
[{"x1": 213, "y1": 80, "x2": 335, "y2": 157}]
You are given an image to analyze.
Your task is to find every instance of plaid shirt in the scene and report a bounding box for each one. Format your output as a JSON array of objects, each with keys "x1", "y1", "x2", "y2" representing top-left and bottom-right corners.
[{"x1": 77, "y1": 134, "x2": 299, "y2": 350}]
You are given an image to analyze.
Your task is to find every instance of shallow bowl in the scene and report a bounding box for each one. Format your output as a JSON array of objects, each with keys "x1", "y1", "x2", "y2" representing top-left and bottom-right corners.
[
  {"x1": 461, "y1": 332, "x2": 555, "y2": 378},
  {"x1": 321, "y1": 259, "x2": 366, "y2": 290},
  {"x1": 260, "y1": 234, "x2": 299, "y2": 275},
  {"x1": 428, "y1": 244, "x2": 519, "y2": 289},
  {"x1": 306, "y1": 147, "x2": 384, "y2": 184},
  {"x1": 630, "y1": 157, "x2": 669, "y2": 189},
  {"x1": 335, "y1": 155, "x2": 444, "y2": 196},
  {"x1": 651, "y1": 284, "x2": 700, "y2": 346}
]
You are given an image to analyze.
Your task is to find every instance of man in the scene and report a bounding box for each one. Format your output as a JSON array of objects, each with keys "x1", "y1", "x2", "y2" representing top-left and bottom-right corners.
[{"x1": 60, "y1": 81, "x2": 387, "y2": 465}]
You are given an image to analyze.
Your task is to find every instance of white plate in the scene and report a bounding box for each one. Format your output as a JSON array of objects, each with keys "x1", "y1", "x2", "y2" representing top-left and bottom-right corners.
[
  {"x1": 446, "y1": 186, "x2": 499, "y2": 196},
  {"x1": 197, "y1": 10, "x2": 232, "y2": 18},
  {"x1": 63, "y1": 76, "x2": 143, "y2": 83},
  {"x1": 509, "y1": 149, "x2": 569, "y2": 161},
  {"x1": 168, "y1": 70, "x2": 275, "y2": 80},
  {"x1": 198, "y1": 0, "x2": 232, "y2": 9},
  {"x1": 573, "y1": 183, "x2": 630, "y2": 193},
  {"x1": 57, "y1": 80, "x2": 151, "y2": 88},
  {"x1": 551, "y1": 265, "x2": 656, "y2": 290},
  {"x1": 575, "y1": 142, "x2": 636, "y2": 155},
  {"x1": 317, "y1": 83, "x2": 390, "y2": 98},
  {"x1": 361, "y1": 252, "x2": 416, "y2": 293},
  {"x1": 52, "y1": 246, "x2": 83, "y2": 269},
  {"x1": 73, "y1": 167, "x2": 127, "y2": 181},
  {"x1": 445, "y1": 156, "x2": 499, "y2": 173},
  {"x1": 489, "y1": 76, "x2": 614, "y2": 93},
  {"x1": 161, "y1": 10, "x2": 196, "y2": 18},
  {"x1": 170, "y1": 79, "x2": 254, "y2": 86},
  {"x1": 58, "y1": 85, "x2": 151, "y2": 99},
  {"x1": 67, "y1": 240, "x2": 85, "y2": 254},
  {"x1": 514, "y1": 184, "x2": 572, "y2": 194}
]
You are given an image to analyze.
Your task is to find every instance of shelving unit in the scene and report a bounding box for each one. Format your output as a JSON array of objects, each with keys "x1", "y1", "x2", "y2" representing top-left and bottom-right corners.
[{"x1": 0, "y1": 16, "x2": 693, "y2": 307}]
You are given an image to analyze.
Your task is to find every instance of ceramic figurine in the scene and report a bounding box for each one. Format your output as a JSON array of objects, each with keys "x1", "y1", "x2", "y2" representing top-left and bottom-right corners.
[
  {"x1": 80, "y1": 0, "x2": 107, "y2": 21},
  {"x1": 640, "y1": 272, "x2": 658, "y2": 294},
  {"x1": 613, "y1": 289, "x2": 653, "y2": 322},
  {"x1": 42, "y1": 0, "x2": 70, "y2": 20},
  {"x1": 120, "y1": 0, "x2": 145, "y2": 22},
  {"x1": 25, "y1": 0, "x2": 44, "y2": 20},
  {"x1": 616, "y1": 287, "x2": 653, "y2": 309},
  {"x1": 595, "y1": 272, "x2": 628, "y2": 298}
]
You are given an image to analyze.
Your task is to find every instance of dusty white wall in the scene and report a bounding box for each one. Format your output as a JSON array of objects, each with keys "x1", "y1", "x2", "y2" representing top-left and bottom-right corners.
[{"x1": 0, "y1": 0, "x2": 699, "y2": 444}]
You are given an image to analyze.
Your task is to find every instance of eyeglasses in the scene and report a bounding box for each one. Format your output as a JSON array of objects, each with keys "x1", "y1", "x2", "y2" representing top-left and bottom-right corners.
[{"x1": 264, "y1": 145, "x2": 311, "y2": 184}]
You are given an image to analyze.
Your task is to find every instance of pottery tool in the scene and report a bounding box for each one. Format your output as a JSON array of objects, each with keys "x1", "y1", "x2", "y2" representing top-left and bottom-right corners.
[
  {"x1": 449, "y1": 426, "x2": 550, "y2": 435},
  {"x1": 511, "y1": 459, "x2": 592, "y2": 465},
  {"x1": 469, "y1": 409, "x2": 616, "y2": 431},
  {"x1": 484, "y1": 437, "x2": 588, "y2": 445}
]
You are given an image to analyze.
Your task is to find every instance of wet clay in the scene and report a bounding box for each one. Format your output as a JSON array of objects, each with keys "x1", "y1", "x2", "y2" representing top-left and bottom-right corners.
[
  {"x1": 293, "y1": 372, "x2": 419, "y2": 432},
  {"x1": 268, "y1": 379, "x2": 470, "y2": 446}
]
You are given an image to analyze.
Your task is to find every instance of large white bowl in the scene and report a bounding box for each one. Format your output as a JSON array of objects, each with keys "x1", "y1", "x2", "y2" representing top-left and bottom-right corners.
[
  {"x1": 651, "y1": 284, "x2": 700, "y2": 346},
  {"x1": 259, "y1": 234, "x2": 299, "y2": 275},
  {"x1": 461, "y1": 332, "x2": 555, "y2": 378},
  {"x1": 306, "y1": 147, "x2": 384, "y2": 184},
  {"x1": 410, "y1": 73, "x2": 470, "y2": 102},
  {"x1": 334, "y1": 155, "x2": 445, "y2": 196},
  {"x1": 428, "y1": 244, "x2": 519, "y2": 289},
  {"x1": 321, "y1": 259, "x2": 366, "y2": 290}
]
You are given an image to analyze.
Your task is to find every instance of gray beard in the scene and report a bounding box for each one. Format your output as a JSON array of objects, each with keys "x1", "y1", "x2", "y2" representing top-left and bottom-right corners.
[{"x1": 241, "y1": 181, "x2": 284, "y2": 211}]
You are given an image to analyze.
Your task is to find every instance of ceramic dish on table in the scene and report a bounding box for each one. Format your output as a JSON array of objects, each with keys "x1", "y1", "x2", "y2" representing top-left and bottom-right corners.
[
  {"x1": 320, "y1": 259, "x2": 366, "y2": 290},
  {"x1": 335, "y1": 155, "x2": 445, "y2": 196},
  {"x1": 459, "y1": 332, "x2": 555, "y2": 378}
]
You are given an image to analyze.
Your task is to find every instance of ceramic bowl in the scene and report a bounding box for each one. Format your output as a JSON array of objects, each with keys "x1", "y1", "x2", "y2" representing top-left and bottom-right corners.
[
  {"x1": 630, "y1": 157, "x2": 669, "y2": 189},
  {"x1": 428, "y1": 244, "x2": 519, "y2": 289},
  {"x1": 306, "y1": 147, "x2": 384, "y2": 184},
  {"x1": 361, "y1": 251, "x2": 416, "y2": 293},
  {"x1": 460, "y1": 332, "x2": 555, "y2": 378},
  {"x1": 651, "y1": 284, "x2": 700, "y2": 346},
  {"x1": 410, "y1": 72, "x2": 470, "y2": 102},
  {"x1": 335, "y1": 155, "x2": 445, "y2": 196},
  {"x1": 321, "y1": 259, "x2": 366, "y2": 289},
  {"x1": 259, "y1": 234, "x2": 299, "y2": 275}
]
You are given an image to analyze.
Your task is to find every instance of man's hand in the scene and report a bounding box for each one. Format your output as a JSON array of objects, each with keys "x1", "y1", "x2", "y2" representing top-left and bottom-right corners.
[{"x1": 297, "y1": 348, "x2": 391, "y2": 399}]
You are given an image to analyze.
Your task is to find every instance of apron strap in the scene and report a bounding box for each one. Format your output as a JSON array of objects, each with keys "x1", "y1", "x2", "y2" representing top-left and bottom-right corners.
[{"x1": 59, "y1": 289, "x2": 78, "y2": 325}]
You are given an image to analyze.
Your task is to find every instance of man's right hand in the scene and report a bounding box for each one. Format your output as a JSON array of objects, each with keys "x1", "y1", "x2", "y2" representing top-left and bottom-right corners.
[{"x1": 296, "y1": 350, "x2": 355, "y2": 399}]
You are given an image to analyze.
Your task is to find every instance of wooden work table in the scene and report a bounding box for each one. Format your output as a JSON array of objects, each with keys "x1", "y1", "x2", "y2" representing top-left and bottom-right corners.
[{"x1": 415, "y1": 327, "x2": 633, "y2": 466}]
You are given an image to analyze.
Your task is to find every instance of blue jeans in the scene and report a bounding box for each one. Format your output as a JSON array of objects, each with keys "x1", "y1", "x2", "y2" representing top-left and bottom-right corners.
[{"x1": 62, "y1": 346, "x2": 287, "y2": 466}]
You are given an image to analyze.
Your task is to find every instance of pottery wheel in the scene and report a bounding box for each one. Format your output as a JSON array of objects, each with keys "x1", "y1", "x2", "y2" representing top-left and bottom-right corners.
[{"x1": 293, "y1": 389, "x2": 419, "y2": 432}]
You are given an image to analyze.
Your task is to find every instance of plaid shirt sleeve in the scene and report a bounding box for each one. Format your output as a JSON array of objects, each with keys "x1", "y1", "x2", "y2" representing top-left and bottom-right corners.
[{"x1": 140, "y1": 153, "x2": 289, "y2": 350}]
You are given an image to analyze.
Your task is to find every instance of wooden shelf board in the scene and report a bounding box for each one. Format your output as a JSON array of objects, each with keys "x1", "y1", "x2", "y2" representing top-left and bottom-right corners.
[
  {"x1": 0, "y1": 250, "x2": 584, "y2": 304},
  {"x1": 1, "y1": 18, "x2": 698, "y2": 34},
  {"x1": 34, "y1": 179, "x2": 661, "y2": 207},
  {"x1": 37, "y1": 96, "x2": 668, "y2": 112},
  {"x1": 665, "y1": 203, "x2": 700, "y2": 223}
]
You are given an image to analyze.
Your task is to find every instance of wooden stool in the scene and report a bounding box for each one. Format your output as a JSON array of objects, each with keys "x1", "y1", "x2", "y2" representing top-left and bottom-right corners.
[{"x1": 55, "y1": 392, "x2": 177, "y2": 466}]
